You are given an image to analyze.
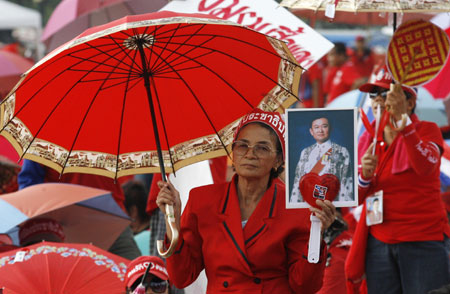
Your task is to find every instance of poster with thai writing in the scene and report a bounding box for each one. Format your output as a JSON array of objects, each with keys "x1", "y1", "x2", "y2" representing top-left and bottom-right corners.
[{"x1": 161, "y1": 0, "x2": 333, "y2": 69}]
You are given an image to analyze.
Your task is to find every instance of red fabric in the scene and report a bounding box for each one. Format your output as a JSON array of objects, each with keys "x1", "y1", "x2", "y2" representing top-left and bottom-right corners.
[
  {"x1": 345, "y1": 204, "x2": 368, "y2": 294},
  {"x1": 424, "y1": 27, "x2": 450, "y2": 99},
  {"x1": 357, "y1": 116, "x2": 450, "y2": 243},
  {"x1": 326, "y1": 62, "x2": 362, "y2": 104},
  {"x1": 209, "y1": 156, "x2": 228, "y2": 184},
  {"x1": 349, "y1": 48, "x2": 375, "y2": 79},
  {"x1": 146, "y1": 173, "x2": 163, "y2": 215},
  {"x1": 317, "y1": 231, "x2": 353, "y2": 294},
  {"x1": 166, "y1": 176, "x2": 327, "y2": 293},
  {"x1": 45, "y1": 168, "x2": 125, "y2": 211}
]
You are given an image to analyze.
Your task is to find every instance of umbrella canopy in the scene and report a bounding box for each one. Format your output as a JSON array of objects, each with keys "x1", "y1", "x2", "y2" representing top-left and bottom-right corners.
[
  {"x1": 0, "y1": 11, "x2": 301, "y2": 180},
  {"x1": 0, "y1": 50, "x2": 34, "y2": 100},
  {"x1": 293, "y1": 9, "x2": 436, "y2": 26},
  {"x1": 281, "y1": 0, "x2": 450, "y2": 13},
  {"x1": 0, "y1": 183, "x2": 130, "y2": 250},
  {"x1": 0, "y1": 241, "x2": 129, "y2": 294},
  {"x1": 42, "y1": 0, "x2": 169, "y2": 52}
]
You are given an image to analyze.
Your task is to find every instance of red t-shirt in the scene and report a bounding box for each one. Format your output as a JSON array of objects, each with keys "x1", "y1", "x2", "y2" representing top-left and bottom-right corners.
[
  {"x1": 327, "y1": 62, "x2": 361, "y2": 104},
  {"x1": 358, "y1": 116, "x2": 450, "y2": 243}
]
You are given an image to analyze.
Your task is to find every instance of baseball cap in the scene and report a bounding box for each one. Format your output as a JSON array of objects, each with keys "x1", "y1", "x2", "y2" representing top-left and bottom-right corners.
[
  {"x1": 19, "y1": 218, "x2": 65, "y2": 246},
  {"x1": 359, "y1": 65, "x2": 417, "y2": 99},
  {"x1": 125, "y1": 256, "x2": 169, "y2": 289}
]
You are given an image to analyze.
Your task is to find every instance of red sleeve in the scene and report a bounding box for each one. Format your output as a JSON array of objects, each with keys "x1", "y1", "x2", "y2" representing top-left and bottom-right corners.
[
  {"x1": 165, "y1": 192, "x2": 205, "y2": 289},
  {"x1": 400, "y1": 121, "x2": 443, "y2": 175},
  {"x1": 288, "y1": 240, "x2": 327, "y2": 293},
  {"x1": 286, "y1": 211, "x2": 327, "y2": 293},
  {"x1": 357, "y1": 131, "x2": 372, "y2": 204}
]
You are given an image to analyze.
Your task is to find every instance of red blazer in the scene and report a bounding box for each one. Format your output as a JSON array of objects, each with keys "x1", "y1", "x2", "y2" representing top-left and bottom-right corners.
[{"x1": 166, "y1": 176, "x2": 326, "y2": 294}]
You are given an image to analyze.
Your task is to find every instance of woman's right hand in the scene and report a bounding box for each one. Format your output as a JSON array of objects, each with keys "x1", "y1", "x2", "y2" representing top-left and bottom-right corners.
[
  {"x1": 361, "y1": 143, "x2": 378, "y2": 179},
  {"x1": 156, "y1": 180, "x2": 182, "y2": 241}
]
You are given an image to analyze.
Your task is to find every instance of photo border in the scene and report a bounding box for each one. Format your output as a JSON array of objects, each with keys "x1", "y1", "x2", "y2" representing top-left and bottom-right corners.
[{"x1": 285, "y1": 107, "x2": 358, "y2": 209}]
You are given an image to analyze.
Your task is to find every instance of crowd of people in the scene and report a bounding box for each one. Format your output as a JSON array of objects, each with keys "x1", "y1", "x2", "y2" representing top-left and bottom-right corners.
[{"x1": 1, "y1": 35, "x2": 450, "y2": 294}]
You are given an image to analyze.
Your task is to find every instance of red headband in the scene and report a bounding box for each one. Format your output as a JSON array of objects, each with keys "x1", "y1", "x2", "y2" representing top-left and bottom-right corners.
[{"x1": 234, "y1": 108, "x2": 285, "y2": 159}]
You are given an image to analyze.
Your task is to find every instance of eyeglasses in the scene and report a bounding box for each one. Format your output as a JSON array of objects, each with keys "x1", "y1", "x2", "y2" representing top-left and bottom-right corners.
[
  {"x1": 143, "y1": 280, "x2": 168, "y2": 293},
  {"x1": 232, "y1": 140, "x2": 275, "y2": 158},
  {"x1": 368, "y1": 89, "x2": 388, "y2": 99}
]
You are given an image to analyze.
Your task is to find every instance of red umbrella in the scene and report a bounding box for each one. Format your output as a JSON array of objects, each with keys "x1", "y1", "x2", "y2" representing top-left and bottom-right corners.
[
  {"x1": 0, "y1": 10, "x2": 300, "y2": 179},
  {"x1": 41, "y1": 0, "x2": 169, "y2": 52},
  {"x1": 0, "y1": 50, "x2": 33, "y2": 100},
  {"x1": 0, "y1": 11, "x2": 301, "y2": 256},
  {"x1": 0, "y1": 241, "x2": 129, "y2": 294}
]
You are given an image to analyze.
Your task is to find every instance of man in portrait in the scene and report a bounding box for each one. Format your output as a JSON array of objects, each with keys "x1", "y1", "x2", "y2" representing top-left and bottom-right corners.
[{"x1": 290, "y1": 116, "x2": 353, "y2": 203}]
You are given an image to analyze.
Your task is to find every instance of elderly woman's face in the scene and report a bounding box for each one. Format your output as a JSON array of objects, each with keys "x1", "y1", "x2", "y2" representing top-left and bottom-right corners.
[{"x1": 232, "y1": 123, "x2": 281, "y2": 180}]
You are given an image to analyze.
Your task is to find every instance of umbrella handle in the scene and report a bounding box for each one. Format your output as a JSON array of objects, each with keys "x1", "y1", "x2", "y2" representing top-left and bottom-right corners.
[{"x1": 157, "y1": 204, "x2": 179, "y2": 258}]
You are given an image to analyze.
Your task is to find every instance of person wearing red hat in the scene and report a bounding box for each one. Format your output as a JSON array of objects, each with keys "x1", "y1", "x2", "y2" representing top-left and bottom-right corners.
[
  {"x1": 19, "y1": 218, "x2": 65, "y2": 246},
  {"x1": 125, "y1": 256, "x2": 170, "y2": 294},
  {"x1": 345, "y1": 64, "x2": 450, "y2": 294},
  {"x1": 349, "y1": 36, "x2": 376, "y2": 80},
  {"x1": 156, "y1": 108, "x2": 337, "y2": 293}
]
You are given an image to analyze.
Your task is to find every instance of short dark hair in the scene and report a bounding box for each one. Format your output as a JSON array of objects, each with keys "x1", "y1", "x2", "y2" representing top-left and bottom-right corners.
[
  {"x1": 123, "y1": 180, "x2": 150, "y2": 222},
  {"x1": 333, "y1": 42, "x2": 347, "y2": 57}
]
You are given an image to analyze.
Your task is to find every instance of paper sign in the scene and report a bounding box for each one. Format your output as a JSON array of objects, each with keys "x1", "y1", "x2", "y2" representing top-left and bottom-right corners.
[
  {"x1": 161, "y1": 0, "x2": 334, "y2": 69},
  {"x1": 14, "y1": 251, "x2": 26, "y2": 263}
]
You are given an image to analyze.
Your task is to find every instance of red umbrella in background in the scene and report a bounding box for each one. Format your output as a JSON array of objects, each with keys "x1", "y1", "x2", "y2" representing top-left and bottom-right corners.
[
  {"x1": 424, "y1": 27, "x2": 450, "y2": 100},
  {"x1": 0, "y1": 242, "x2": 129, "y2": 294},
  {"x1": 0, "y1": 50, "x2": 33, "y2": 100},
  {"x1": 41, "y1": 0, "x2": 169, "y2": 52}
]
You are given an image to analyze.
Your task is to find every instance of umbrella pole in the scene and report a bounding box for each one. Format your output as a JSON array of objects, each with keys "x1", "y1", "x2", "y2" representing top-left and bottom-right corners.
[{"x1": 136, "y1": 41, "x2": 179, "y2": 258}]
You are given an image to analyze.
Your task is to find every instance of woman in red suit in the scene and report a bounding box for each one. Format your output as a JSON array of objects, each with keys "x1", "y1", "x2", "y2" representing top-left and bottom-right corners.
[{"x1": 156, "y1": 108, "x2": 337, "y2": 294}]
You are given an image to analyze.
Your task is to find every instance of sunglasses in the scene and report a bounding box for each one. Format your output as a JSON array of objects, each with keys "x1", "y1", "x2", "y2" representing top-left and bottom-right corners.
[
  {"x1": 368, "y1": 89, "x2": 388, "y2": 99},
  {"x1": 143, "y1": 279, "x2": 168, "y2": 293},
  {"x1": 368, "y1": 88, "x2": 413, "y2": 100}
]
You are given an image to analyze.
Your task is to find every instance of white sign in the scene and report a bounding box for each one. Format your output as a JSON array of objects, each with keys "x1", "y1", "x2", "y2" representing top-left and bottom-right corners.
[{"x1": 161, "y1": 0, "x2": 333, "y2": 69}]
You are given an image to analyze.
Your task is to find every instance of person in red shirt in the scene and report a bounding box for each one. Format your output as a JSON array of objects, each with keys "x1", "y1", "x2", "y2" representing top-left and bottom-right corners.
[
  {"x1": 346, "y1": 65, "x2": 450, "y2": 294},
  {"x1": 349, "y1": 36, "x2": 375, "y2": 80},
  {"x1": 324, "y1": 42, "x2": 366, "y2": 105},
  {"x1": 296, "y1": 61, "x2": 325, "y2": 108}
]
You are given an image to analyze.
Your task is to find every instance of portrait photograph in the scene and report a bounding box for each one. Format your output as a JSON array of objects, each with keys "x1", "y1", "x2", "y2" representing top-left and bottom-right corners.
[{"x1": 285, "y1": 108, "x2": 358, "y2": 209}]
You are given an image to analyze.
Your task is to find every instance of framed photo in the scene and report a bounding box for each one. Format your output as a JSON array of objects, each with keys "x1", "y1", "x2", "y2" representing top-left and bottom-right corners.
[{"x1": 285, "y1": 108, "x2": 358, "y2": 209}]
